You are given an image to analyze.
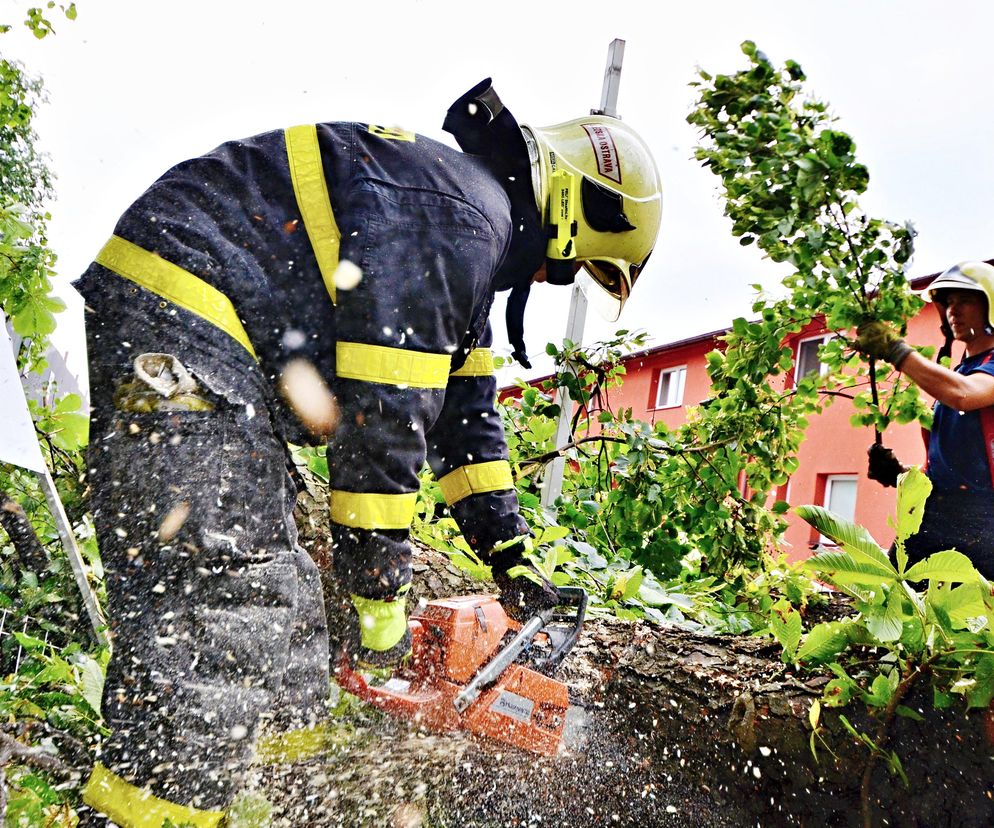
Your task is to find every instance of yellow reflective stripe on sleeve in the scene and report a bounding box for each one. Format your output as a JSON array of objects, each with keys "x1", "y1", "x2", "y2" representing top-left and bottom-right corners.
[
  {"x1": 83, "y1": 762, "x2": 225, "y2": 828},
  {"x1": 336, "y1": 341, "x2": 451, "y2": 388},
  {"x1": 450, "y1": 348, "x2": 495, "y2": 377},
  {"x1": 95, "y1": 235, "x2": 257, "y2": 360},
  {"x1": 285, "y1": 124, "x2": 342, "y2": 305},
  {"x1": 330, "y1": 490, "x2": 418, "y2": 530},
  {"x1": 438, "y1": 460, "x2": 514, "y2": 505}
]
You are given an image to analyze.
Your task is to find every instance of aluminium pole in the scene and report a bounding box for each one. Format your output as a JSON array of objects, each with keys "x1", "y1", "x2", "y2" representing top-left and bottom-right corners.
[{"x1": 540, "y1": 38, "x2": 625, "y2": 510}]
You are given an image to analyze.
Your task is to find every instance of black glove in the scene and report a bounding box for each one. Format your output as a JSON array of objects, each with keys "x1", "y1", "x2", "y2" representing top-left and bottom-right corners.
[
  {"x1": 489, "y1": 538, "x2": 561, "y2": 621},
  {"x1": 867, "y1": 443, "x2": 906, "y2": 488}
]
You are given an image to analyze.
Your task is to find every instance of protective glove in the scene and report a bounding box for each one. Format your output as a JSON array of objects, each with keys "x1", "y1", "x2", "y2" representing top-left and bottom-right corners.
[
  {"x1": 325, "y1": 575, "x2": 412, "y2": 672},
  {"x1": 866, "y1": 443, "x2": 907, "y2": 488},
  {"x1": 856, "y1": 321, "x2": 913, "y2": 368},
  {"x1": 489, "y1": 537, "x2": 561, "y2": 621},
  {"x1": 347, "y1": 589, "x2": 412, "y2": 671}
]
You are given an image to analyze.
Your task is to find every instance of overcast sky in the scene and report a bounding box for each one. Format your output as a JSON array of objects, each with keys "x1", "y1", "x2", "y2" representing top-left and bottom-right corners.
[{"x1": 5, "y1": 0, "x2": 994, "y2": 386}]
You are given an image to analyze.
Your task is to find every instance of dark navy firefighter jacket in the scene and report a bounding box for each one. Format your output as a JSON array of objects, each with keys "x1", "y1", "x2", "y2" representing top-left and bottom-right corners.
[{"x1": 76, "y1": 122, "x2": 531, "y2": 598}]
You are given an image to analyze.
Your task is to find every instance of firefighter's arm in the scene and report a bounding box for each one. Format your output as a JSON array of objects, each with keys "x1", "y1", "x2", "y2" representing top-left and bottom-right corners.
[
  {"x1": 426, "y1": 340, "x2": 529, "y2": 556},
  {"x1": 896, "y1": 350, "x2": 994, "y2": 412}
]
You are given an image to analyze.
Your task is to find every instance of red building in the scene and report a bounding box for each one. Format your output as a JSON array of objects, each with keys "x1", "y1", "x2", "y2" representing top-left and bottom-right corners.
[{"x1": 504, "y1": 273, "x2": 950, "y2": 560}]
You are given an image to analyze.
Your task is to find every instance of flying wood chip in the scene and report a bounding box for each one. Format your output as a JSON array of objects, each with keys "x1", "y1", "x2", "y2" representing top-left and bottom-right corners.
[{"x1": 280, "y1": 358, "x2": 341, "y2": 437}]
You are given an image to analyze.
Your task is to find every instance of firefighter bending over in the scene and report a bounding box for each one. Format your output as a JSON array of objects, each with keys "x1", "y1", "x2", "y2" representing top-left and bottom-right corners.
[{"x1": 75, "y1": 78, "x2": 662, "y2": 825}]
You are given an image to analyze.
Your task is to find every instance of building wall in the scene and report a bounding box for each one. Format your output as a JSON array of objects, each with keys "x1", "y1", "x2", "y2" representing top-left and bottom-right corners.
[{"x1": 602, "y1": 308, "x2": 948, "y2": 559}]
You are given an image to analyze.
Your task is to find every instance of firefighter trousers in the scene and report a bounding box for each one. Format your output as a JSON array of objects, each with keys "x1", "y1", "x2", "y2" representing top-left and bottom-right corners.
[{"x1": 78, "y1": 274, "x2": 330, "y2": 819}]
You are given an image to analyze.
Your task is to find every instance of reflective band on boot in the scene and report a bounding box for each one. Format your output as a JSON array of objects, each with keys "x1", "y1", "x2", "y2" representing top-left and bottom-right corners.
[
  {"x1": 351, "y1": 588, "x2": 409, "y2": 652},
  {"x1": 83, "y1": 762, "x2": 225, "y2": 828}
]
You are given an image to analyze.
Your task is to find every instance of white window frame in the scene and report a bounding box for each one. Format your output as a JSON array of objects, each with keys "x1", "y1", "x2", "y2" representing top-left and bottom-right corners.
[
  {"x1": 795, "y1": 334, "x2": 832, "y2": 385},
  {"x1": 654, "y1": 365, "x2": 687, "y2": 409},
  {"x1": 820, "y1": 474, "x2": 858, "y2": 545}
]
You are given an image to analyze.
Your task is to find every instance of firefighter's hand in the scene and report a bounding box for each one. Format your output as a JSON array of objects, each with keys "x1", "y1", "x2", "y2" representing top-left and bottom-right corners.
[
  {"x1": 867, "y1": 443, "x2": 906, "y2": 488},
  {"x1": 489, "y1": 537, "x2": 560, "y2": 622},
  {"x1": 856, "y1": 321, "x2": 913, "y2": 368}
]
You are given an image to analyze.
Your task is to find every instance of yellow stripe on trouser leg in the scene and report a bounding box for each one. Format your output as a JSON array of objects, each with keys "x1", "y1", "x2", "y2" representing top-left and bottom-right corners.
[
  {"x1": 437, "y1": 460, "x2": 514, "y2": 505},
  {"x1": 330, "y1": 490, "x2": 417, "y2": 530},
  {"x1": 351, "y1": 586, "x2": 410, "y2": 652},
  {"x1": 95, "y1": 235, "x2": 257, "y2": 360},
  {"x1": 336, "y1": 341, "x2": 451, "y2": 388},
  {"x1": 285, "y1": 124, "x2": 342, "y2": 305},
  {"x1": 83, "y1": 762, "x2": 225, "y2": 828}
]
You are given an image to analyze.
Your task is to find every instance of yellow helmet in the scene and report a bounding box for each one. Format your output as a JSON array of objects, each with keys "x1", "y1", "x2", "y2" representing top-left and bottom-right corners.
[
  {"x1": 924, "y1": 261, "x2": 994, "y2": 327},
  {"x1": 521, "y1": 116, "x2": 662, "y2": 320}
]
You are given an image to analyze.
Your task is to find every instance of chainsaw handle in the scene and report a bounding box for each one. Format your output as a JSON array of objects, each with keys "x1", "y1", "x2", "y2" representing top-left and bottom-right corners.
[{"x1": 534, "y1": 586, "x2": 587, "y2": 673}]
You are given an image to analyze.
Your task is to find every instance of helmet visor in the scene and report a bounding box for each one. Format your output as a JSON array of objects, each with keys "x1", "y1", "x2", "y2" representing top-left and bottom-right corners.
[{"x1": 577, "y1": 259, "x2": 633, "y2": 321}]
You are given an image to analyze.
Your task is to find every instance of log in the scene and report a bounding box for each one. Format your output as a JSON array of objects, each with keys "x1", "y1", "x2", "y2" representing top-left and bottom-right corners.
[
  {"x1": 254, "y1": 536, "x2": 994, "y2": 828},
  {"x1": 0, "y1": 492, "x2": 49, "y2": 577},
  {"x1": 269, "y1": 459, "x2": 994, "y2": 827}
]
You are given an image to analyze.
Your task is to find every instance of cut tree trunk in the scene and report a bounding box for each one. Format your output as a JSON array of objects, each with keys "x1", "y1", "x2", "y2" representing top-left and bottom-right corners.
[
  {"x1": 264, "y1": 540, "x2": 994, "y2": 828},
  {"x1": 264, "y1": 463, "x2": 994, "y2": 828}
]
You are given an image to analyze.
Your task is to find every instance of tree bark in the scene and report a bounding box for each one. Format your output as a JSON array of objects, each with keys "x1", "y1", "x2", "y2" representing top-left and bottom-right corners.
[
  {"x1": 271, "y1": 460, "x2": 994, "y2": 828},
  {"x1": 254, "y1": 536, "x2": 994, "y2": 828},
  {"x1": 0, "y1": 491, "x2": 48, "y2": 576}
]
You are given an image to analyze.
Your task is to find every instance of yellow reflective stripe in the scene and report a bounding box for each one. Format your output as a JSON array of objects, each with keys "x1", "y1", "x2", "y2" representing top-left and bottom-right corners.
[
  {"x1": 254, "y1": 724, "x2": 329, "y2": 765},
  {"x1": 83, "y1": 762, "x2": 225, "y2": 828},
  {"x1": 96, "y1": 235, "x2": 256, "y2": 360},
  {"x1": 331, "y1": 490, "x2": 417, "y2": 530},
  {"x1": 285, "y1": 124, "x2": 342, "y2": 305},
  {"x1": 450, "y1": 348, "x2": 495, "y2": 377},
  {"x1": 438, "y1": 460, "x2": 514, "y2": 505},
  {"x1": 336, "y1": 341, "x2": 450, "y2": 388},
  {"x1": 368, "y1": 124, "x2": 416, "y2": 142}
]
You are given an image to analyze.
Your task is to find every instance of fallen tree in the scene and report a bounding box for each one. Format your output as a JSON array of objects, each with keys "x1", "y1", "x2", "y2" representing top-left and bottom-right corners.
[{"x1": 255, "y1": 531, "x2": 994, "y2": 828}]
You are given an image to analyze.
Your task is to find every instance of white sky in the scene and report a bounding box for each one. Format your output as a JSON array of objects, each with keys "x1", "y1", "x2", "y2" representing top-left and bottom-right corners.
[{"x1": 5, "y1": 0, "x2": 994, "y2": 386}]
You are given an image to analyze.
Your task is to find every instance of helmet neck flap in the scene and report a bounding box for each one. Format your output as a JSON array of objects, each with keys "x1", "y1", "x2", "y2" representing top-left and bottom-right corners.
[{"x1": 443, "y1": 79, "x2": 546, "y2": 367}]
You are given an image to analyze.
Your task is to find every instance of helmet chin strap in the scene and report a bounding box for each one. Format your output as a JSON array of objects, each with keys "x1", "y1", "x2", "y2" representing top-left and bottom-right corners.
[{"x1": 506, "y1": 282, "x2": 532, "y2": 368}]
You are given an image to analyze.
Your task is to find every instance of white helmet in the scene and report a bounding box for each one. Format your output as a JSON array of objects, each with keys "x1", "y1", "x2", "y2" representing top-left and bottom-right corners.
[{"x1": 924, "y1": 261, "x2": 994, "y2": 327}]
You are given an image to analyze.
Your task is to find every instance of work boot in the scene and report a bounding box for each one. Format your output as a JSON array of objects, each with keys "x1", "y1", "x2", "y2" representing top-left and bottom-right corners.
[{"x1": 490, "y1": 539, "x2": 561, "y2": 621}]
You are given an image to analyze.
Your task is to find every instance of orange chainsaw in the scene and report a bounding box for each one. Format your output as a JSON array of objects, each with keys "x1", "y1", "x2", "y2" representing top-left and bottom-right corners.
[{"x1": 335, "y1": 586, "x2": 588, "y2": 756}]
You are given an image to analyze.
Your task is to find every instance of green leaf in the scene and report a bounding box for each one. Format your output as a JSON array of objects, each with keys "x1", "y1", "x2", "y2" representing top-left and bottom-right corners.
[
  {"x1": 865, "y1": 671, "x2": 895, "y2": 707},
  {"x1": 795, "y1": 505, "x2": 896, "y2": 576},
  {"x1": 619, "y1": 567, "x2": 644, "y2": 601},
  {"x1": 966, "y1": 654, "x2": 994, "y2": 709},
  {"x1": 769, "y1": 604, "x2": 802, "y2": 659},
  {"x1": 78, "y1": 654, "x2": 104, "y2": 715},
  {"x1": 895, "y1": 705, "x2": 925, "y2": 722},
  {"x1": 930, "y1": 581, "x2": 991, "y2": 631},
  {"x1": 13, "y1": 630, "x2": 46, "y2": 651},
  {"x1": 894, "y1": 467, "x2": 931, "y2": 548},
  {"x1": 797, "y1": 621, "x2": 851, "y2": 665},
  {"x1": 904, "y1": 550, "x2": 979, "y2": 584},
  {"x1": 802, "y1": 549, "x2": 897, "y2": 587},
  {"x1": 864, "y1": 588, "x2": 906, "y2": 643},
  {"x1": 535, "y1": 526, "x2": 570, "y2": 545}
]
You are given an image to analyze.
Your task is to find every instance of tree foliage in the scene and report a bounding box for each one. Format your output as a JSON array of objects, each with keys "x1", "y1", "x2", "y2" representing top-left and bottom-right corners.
[{"x1": 0, "y1": 3, "x2": 77, "y2": 39}]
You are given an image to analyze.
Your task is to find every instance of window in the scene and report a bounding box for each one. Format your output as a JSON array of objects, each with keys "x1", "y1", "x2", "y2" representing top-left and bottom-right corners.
[
  {"x1": 795, "y1": 335, "x2": 831, "y2": 382},
  {"x1": 820, "y1": 475, "x2": 858, "y2": 545},
  {"x1": 654, "y1": 365, "x2": 687, "y2": 409}
]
